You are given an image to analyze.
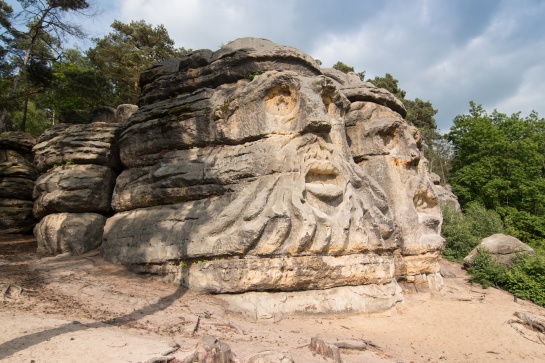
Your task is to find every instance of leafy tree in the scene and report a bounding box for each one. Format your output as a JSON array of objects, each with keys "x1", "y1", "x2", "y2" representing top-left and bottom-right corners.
[
  {"x1": 441, "y1": 203, "x2": 504, "y2": 261},
  {"x1": 88, "y1": 20, "x2": 191, "y2": 105},
  {"x1": 49, "y1": 48, "x2": 112, "y2": 111},
  {"x1": 448, "y1": 102, "x2": 545, "y2": 246},
  {"x1": 0, "y1": 0, "x2": 94, "y2": 131},
  {"x1": 368, "y1": 73, "x2": 406, "y2": 99}
]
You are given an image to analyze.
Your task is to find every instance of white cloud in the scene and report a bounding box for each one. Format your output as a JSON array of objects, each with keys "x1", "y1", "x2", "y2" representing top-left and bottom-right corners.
[
  {"x1": 116, "y1": 0, "x2": 298, "y2": 51},
  {"x1": 79, "y1": 0, "x2": 545, "y2": 131}
]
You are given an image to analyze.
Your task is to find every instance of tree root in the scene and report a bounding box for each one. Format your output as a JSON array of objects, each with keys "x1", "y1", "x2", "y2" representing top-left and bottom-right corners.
[
  {"x1": 1, "y1": 283, "x2": 23, "y2": 301},
  {"x1": 508, "y1": 312, "x2": 545, "y2": 345}
]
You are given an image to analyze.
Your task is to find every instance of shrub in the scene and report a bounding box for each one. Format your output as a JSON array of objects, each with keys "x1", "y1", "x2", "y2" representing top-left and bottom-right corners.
[
  {"x1": 466, "y1": 248, "x2": 508, "y2": 288},
  {"x1": 441, "y1": 203, "x2": 503, "y2": 261},
  {"x1": 467, "y1": 249, "x2": 545, "y2": 307}
]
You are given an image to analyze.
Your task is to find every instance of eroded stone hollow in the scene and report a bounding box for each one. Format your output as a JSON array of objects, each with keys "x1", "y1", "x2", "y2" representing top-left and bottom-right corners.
[{"x1": 101, "y1": 38, "x2": 445, "y2": 314}]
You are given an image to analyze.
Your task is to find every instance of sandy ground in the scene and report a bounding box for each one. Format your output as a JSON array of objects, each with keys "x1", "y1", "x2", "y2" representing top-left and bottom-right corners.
[{"x1": 1, "y1": 235, "x2": 545, "y2": 363}]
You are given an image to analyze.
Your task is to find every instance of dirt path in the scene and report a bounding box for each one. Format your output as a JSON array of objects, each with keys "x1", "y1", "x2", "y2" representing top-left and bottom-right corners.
[{"x1": 1, "y1": 235, "x2": 545, "y2": 362}]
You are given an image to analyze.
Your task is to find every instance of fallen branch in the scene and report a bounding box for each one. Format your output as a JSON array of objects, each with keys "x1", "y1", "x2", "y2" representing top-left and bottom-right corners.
[
  {"x1": 514, "y1": 312, "x2": 545, "y2": 333},
  {"x1": 162, "y1": 341, "x2": 181, "y2": 356},
  {"x1": 1, "y1": 283, "x2": 24, "y2": 300},
  {"x1": 144, "y1": 357, "x2": 176, "y2": 363},
  {"x1": 333, "y1": 339, "x2": 381, "y2": 352},
  {"x1": 202, "y1": 321, "x2": 245, "y2": 335},
  {"x1": 455, "y1": 296, "x2": 485, "y2": 302},
  {"x1": 192, "y1": 315, "x2": 201, "y2": 336},
  {"x1": 508, "y1": 320, "x2": 543, "y2": 345}
]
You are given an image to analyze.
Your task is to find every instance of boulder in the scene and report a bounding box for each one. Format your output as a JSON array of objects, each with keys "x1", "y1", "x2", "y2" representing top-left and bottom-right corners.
[
  {"x1": 464, "y1": 233, "x2": 535, "y2": 267},
  {"x1": 34, "y1": 213, "x2": 106, "y2": 255},
  {"x1": 33, "y1": 164, "x2": 115, "y2": 219},
  {"x1": 116, "y1": 104, "x2": 139, "y2": 123},
  {"x1": 33, "y1": 122, "x2": 121, "y2": 173},
  {"x1": 429, "y1": 172, "x2": 461, "y2": 211}
]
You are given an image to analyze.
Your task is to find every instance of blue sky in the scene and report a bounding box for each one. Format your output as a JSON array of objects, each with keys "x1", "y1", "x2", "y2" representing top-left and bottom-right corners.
[{"x1": 9, "y1": 0, "x2": 545, "y2": 132}]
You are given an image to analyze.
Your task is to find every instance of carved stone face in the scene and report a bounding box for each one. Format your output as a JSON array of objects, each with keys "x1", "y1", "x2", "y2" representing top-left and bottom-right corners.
[
  {"x1": 104, "y1": 71, "x2": 401, "y2": 292},
  {"x1": 104, "y1": 42, "x2": 443, "y2": 295}
]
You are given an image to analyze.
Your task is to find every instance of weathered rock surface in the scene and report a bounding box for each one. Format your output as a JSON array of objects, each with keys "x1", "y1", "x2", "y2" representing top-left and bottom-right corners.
[
  {"x1": 101, "y1": 38, "x2": 444, "y2": 306},
  {"x1": 139, "y1": 37, "x2": 321, "y2": 106},
  {"x1": 429, "y1": 172, "x2": 461, "y2": 211},
  {"x1": 0, "y1": 131, "x2": 35, "y2": 155},
  {"x1": 464, "y1": 233, "x2": 535, "y2": 267},
  {"x1": 0, "y1": 132, "x2": 37, "y2": 234},
  {"x1": 34, "y1": 213, "x2": 106, "y2": 255},
  {"x1": 341, "y1": 97, "x2": 444, "y2": 280},
  {"x1": 116, "y1": 104, "x2": 139, "y2": 123},
  {"x1": 0, "y1": 199, "x2": 35, "y2": 234},
  {"x1": 220, "y1": 282, "x2": 403, "y2": 319},
  {"x1": 33, "y1": 164, "x2": 115, "y2": 219},
  {"x1": 33, "y1": 122, "x2": 120, "y2": 173}
]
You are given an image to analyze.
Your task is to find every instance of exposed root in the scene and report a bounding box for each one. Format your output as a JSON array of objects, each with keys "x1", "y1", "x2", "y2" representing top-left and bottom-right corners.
[{"x1": 508, "y1": 312, "x2": 545, "y2": 345}]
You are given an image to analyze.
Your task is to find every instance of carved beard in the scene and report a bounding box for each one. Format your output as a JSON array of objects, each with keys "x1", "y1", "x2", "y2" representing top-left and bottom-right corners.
[{"x1": 199, "y1": 133, "x2": 398, "y2": 258}]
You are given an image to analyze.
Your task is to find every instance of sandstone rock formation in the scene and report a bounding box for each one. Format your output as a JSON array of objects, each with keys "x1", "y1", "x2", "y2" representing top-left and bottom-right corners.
[
  {"x1": 429, "y1": 172, "x2": 461, "y2": 211},
  {"x1": 464, "y1": 233, "x2": 535, "y2": 267},
  {"x1": 101, "y1": 37, "x2": 445, "y2": 311},
  {"x1": 0, "y1": 132, "x2": 37, "y2": 234},
  {"x1": 32, "y1": 121, "x2": 121, "y2": 255},
  {"x1": 34, "y1": 213, "x2": 106, "y2": 255}
]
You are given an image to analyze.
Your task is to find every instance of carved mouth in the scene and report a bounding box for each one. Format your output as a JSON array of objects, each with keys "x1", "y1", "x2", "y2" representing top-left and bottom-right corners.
[{"x1": 305, "y1": 161, "x2": 343, "y2": 200}]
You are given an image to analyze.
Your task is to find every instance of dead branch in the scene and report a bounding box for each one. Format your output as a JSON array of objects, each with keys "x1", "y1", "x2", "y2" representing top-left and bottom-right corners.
[
  {"x1": 455, "y1": 296, "x2": 485, "y2": 302},
  {"x1": 1, "y1": 283, "x2": 25, "y2": 300},
  {"x1": 508, "y1": 320, "x2": 543, "y2": 345},
  {"x1": 144, "y1": 357, "x2": 176, "y2": 363},
  {"x1": 333, "y1": 339, "x2": 381, "y2": 352},
  {"x1": 162, "y1": 341, "x2": 181, "y2": 356},
  {"x1": 202, "y1": 321, "x2": 245, "y2": 335},
  {"x1": 514, "y1": 312, "x2": 545, "y2": 333},
  {"x1": 192, "y1": 315, "x2": 201, "y2": 336}
]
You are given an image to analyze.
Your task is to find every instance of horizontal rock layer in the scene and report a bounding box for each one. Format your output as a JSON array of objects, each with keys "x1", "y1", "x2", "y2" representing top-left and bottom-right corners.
[
  {"x1": 33, "y1": 122, "x2": 121, "y2": 172},
  {"x1": 0, "y1": 198, "x2": 35, "y2": 234},
  {"x1": 131, "y1": 253, "x2": 395, "y2": 293},
  {"x1": 33, "y1": 164, "x2": 115, "y2": 219}
]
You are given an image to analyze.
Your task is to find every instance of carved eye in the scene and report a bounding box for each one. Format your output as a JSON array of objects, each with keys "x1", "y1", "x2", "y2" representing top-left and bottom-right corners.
[{"x1": 264, "y1": 84, "x2": 297, "y2": 115}]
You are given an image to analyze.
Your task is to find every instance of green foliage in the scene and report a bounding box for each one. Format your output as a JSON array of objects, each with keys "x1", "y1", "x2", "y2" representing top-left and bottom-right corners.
[
  {"x1": 332, "y1": 61, "x2": 354, "y2": 74},
  {"x1": 441, "y1": 203, "x2": 504, "y2": 261},
  {"x1": 244, "y1": 70, "x2": 264, "y2": 80},
  {"x1": 448, "y1": 102, "x2": 545, "y2": 246},
  {"x1": 467, "y1": 249, "x2": 545, "y2": 306},
  {"x1": 467, "y1": 248, "x2": 508, "y2": 288},
  {"x1": 88, "y1": 20, "x2": 191, "y2": 105}
]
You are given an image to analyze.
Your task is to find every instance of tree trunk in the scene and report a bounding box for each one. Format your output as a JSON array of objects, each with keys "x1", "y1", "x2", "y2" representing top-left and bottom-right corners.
[{"x1": 21, "y1": 96, "x2": 29, "y2": 132}]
